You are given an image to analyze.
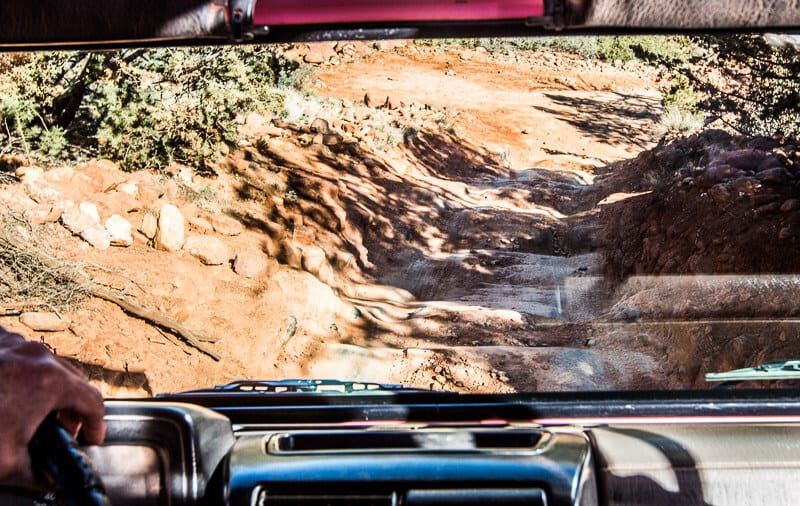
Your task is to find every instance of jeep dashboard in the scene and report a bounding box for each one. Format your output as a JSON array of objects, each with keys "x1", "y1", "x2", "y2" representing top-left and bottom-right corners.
[{"x1": 60, "y1": 388, "x2": 800, "y2": 506}]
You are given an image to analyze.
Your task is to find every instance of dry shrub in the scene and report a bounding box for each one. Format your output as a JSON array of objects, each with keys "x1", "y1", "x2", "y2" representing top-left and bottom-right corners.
[{"x1": 0, "y1": 211, "x2": 87, "y2": 311}]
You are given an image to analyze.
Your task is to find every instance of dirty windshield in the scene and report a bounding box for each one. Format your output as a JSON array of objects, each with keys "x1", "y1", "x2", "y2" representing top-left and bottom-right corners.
[{"x1": 1, "y1": 35, "x2": 799, "y2": 395}]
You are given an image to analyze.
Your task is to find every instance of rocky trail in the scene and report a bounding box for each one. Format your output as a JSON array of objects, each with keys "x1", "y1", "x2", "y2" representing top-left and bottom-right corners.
[{"x1": 3, "y1": 41, "x2": 800, "y2": 396}]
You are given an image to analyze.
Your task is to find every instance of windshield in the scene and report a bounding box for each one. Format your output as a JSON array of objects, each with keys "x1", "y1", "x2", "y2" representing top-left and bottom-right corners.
[{"x1": 1, "y1": 35, "x2": 799, "y2": 396}]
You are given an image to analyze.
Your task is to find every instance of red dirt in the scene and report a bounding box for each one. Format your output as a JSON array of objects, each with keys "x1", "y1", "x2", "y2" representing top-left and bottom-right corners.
[{"x1": 4, "y1": 42, "x2": 798, "y2": 396}]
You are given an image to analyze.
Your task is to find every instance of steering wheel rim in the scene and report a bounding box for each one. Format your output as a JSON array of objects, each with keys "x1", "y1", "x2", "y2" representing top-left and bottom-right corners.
[{"x1": 28, "y1": 413, "x2": 112, "y2": 506}]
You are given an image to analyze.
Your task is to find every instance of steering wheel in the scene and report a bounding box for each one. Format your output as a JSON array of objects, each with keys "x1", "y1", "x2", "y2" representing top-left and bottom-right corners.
[{"x1": 26, "y1": 413, "x2": 112, "y2": 506}]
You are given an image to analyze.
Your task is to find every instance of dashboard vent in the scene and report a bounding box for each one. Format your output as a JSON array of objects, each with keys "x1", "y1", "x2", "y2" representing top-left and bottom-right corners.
[
  {"x1": 270, "y1": 430, "x2": 543, "y2": 453},
  {"x1": 258, "y1": 491, "x2": 398, "y2": 505},
  {"x1": 257, "y1": 488, "x2": 547, "y2": 506}
]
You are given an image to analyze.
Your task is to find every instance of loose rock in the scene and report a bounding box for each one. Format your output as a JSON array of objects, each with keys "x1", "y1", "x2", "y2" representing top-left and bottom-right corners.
[
  {"x1": 781, "y1": 199, "x2": 800, "y2": 213},
  {"x1": 105, "y1": 215, "x2": 133, "y2": 247},
  {"x1": 322, "y1": 133, "x2": 343, "y2": 147},
  {"x1": 708, "y1": 184, "x2": 732, "y2": 204},
  {"x1": 756, "y1": 167, "x2": 789, "y2": 186},
  {"x1": 79, "y1": 202, "x2": 101, "y2": 223},
  {"x1": 140, "y1": 213, "x2": 158, "y2": 239},
  {"x1": 310, "y1": 118, "x2": 330, "y2": 134},
  {"x1": 611, "y1": 307, "x2": 640, "y2": 322},
  {"x1": 756, "y1": 155, "x2": 783, "y2": 173},
  {"x1": 80, "y1": 224, "x2": 111, "y2": 250},
  {"x1": 184, "y1": 235, "x2": 230, "y2": 265},
  {"x1": 188, "y1": 216, "x2": 214, "y2": 233},
  {"x1": 61, "y1": 201, "x2": 99, "y2": 235},
  {"x1": 233, "y1": 250, "x2": 269, "y2": 278},
  {"x1": 20, "y1": 312, "x2": 71, "y2": 332},
  {"x1": 721, "y1": 149, "x2": 767, "y2": 171},
  {"x1": 24, "y1": 179, "x2": 64, "y2": 204},
  {"x1": 203, "y1": 213, "x2": 244, "y2": 236},
  {"x1": 155, "y1": 204, "x2": 185, "y2": 252}
]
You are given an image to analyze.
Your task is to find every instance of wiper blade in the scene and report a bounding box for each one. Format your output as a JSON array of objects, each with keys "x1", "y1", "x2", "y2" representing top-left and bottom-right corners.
[
  {"x1": 175, "y1": 379, "x2": 434, "y2": 394},
  {"x1": 706, "y1": 360, "x2": 800, "y2": 383}
]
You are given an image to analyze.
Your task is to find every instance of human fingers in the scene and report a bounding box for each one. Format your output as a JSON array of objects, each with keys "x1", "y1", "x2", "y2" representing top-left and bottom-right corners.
[{"x1": 52, "y1": 374, "x2": 106, "y2": 445}]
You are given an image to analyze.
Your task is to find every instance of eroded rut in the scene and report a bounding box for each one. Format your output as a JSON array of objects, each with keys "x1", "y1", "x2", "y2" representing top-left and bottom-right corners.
[{"x1": 282, "y1": 46, "x2": 675, "y2": 392}]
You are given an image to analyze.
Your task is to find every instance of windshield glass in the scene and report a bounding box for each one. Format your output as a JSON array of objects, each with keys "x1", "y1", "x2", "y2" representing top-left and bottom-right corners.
[{"x1": 1, "y1": 35, "x2": 799, "y2": 395}]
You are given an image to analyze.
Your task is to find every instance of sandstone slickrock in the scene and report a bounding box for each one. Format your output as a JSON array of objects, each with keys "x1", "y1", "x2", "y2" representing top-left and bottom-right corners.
[
  {"x1": 20, "y1": 312, "x2": 71, "y2": 332},
  {"x1": 155, "y1": 204, "x2": 185, "y2": 252},
  {"x1": 279, "y1": 239, "x2": 303, "y2": 269},
  {"x1": 184, "y1": 235, "x2": 230, "y2": 265},
  {"x1": 301, "y1": 245, "x2": 328, "y2": 275}
]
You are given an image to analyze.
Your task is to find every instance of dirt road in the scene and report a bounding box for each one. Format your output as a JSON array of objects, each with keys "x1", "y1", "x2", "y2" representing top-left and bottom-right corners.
[{"x1": 1, "y1": 43, "x2": 682, "y2": 395}]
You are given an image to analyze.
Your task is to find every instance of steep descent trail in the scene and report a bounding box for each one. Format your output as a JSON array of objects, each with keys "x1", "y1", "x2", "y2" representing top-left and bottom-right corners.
[{"x1": 299, "y1": 43, "x2": 671, "y2": 391}]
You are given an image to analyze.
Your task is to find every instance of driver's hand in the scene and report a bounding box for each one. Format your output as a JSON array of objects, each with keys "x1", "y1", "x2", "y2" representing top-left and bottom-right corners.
[{"x1": 0, "y1": 327, "x2": 106, "y2": 486}]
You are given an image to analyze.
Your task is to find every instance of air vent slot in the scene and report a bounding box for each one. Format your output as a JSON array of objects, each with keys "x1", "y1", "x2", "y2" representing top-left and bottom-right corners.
[
  {"x1": 406, "y1": 488, "x2": 547, "y2": 505},
  {"x1": 256, "y1": 488, "x2": 547, "y2": 506},
  {"x1": 270, "y1": 430, "x2": 543, "y2": 454},
  {"x1": 258, "y1": 491, "x2": 397, "y2": 506}
]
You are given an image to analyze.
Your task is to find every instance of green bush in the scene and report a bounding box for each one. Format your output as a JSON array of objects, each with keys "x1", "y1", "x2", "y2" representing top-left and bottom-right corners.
[
  {"x1": 687, "y1": 35, "x2": 800, "y2": 138},
  {"x1": 596, "y1": 36, "x2": 693, "y2": 66},
  {"x1": 662, "y1": 73, "x2": 701, "y2": 111},
  {"x1": 0, "y1": 46, "x2": 311, "y2": 171}
]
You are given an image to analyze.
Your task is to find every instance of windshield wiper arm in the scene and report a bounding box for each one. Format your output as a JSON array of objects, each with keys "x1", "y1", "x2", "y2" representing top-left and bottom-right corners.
[{"x1": 706, "y1": 360, "x2": 800, "y2": 385}]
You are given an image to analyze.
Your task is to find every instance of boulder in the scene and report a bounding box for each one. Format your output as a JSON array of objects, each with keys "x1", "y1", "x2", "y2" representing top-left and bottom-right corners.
[
  {"x1": 310, "y1": 118, "x2": 330, "y2": 134},
  {"x1": 79, "y1": 202, "x2": 101, "y2": 223},
  {"x1": 756, "y1": 167, "x2": 790, "y2": 186},
  {"x1": 105, "y1": 215, "x2": 133, "y2": 247},
  {"x1": 20, "y1": 312, "x2": 71, "y2": 332},
  {"x1": 15, "y1": 166, "x2": 43, "y2": 181},
  {"x1": 781, "y1": 199, "x2": 800, "y2": 213},
  {"x1": 80, "y1": 223, "x2": 111, "y2": 250},
  {"x1": 233, "y1": 250, "x2": 269, "y2": 278},
  {"x1": 61, "y1": 201, "x2": 99, "y2": 235},
  {"x1": 203, "y1": 213, "x2": 244, "y2": 236},
  {"x1": 304, "y1": 43, "x2": 337, "y2": 64},
  {"x1": 42, "y1": 166, "x2": 75, "y2": 183},
  {"x1": 140, "y1": 213, "x2": 158, "y2": 239},
  {"x1": 24, "y1": 179, "x2": 64, "y2": 204},
  {"x1": 72, "y1": 160, "x2": 123, "y2": 192},
  {"x1": 116, "y1": 182, "x2": 139, "y2": 197},
  {"x1": 155, "y1": 204, "x2": 185, "y2": 252},
  {"x1": 184, "y1": 235, "x2": 230, "y2": 265},
  {"x1": 188, "y1": 216, "x2": 214, "y2": 233}
]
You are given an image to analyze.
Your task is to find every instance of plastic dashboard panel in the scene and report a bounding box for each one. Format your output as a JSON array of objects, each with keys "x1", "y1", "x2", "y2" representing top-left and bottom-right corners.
[
  {"x1": 228, "y1": 427, "x2": 598, "y2": 506},
  {"x1": 72, "y1": 393, "x2": 800, "y2": 506}
]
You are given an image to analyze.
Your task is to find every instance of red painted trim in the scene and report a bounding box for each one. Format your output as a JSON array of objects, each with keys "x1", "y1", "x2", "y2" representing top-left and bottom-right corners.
[{"x1": 253, "y1": 0, "x2": 545, "y2": 26}]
